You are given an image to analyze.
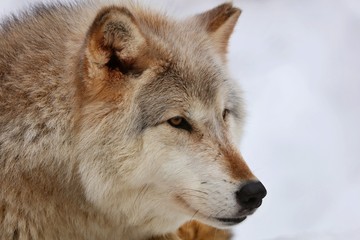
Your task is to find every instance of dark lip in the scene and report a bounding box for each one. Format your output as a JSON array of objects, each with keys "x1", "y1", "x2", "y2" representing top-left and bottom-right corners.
[
  {"x1": 216, "y1": 216, "x2": 247, "y2": 225},
  {"x1": 176, "y1": 195, "x2": 249, "y2": 226}
]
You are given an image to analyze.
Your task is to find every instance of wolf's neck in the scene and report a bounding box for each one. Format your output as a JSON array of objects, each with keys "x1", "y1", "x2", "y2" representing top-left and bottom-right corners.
[{"x1": 0, "y1": 165, "x2": 117, "y2": 239}]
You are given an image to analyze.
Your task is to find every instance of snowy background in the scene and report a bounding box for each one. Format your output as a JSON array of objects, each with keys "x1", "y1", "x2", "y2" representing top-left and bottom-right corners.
[{"x1": 1, "y1": 0, "x2": 360, "y2": 239}]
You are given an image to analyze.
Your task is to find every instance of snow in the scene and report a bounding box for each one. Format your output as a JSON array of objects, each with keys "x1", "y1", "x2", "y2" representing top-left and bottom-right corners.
[
  {"x1": 227, "y1": 1, "x2": 360, "y2": 239},
  {"x1": 1, "y1": 0, "x2": 360, "y2": 239}
]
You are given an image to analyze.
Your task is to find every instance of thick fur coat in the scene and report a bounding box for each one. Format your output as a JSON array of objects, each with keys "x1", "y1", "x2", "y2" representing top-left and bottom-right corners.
[{"x1": 0, "y1": 1, "x2": 264, "y2": 239}]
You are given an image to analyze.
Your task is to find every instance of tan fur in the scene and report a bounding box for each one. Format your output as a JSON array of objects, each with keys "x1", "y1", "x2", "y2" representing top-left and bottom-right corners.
[
  {"x1": 0, "y1": 1, "x2": 261, "y2": 239},
  {"x1": 178, "y1": 221, "x2": 231, "y2": 240},
  {"x1": 194, "y1": 3, "x2": 241, "y2": 60}
]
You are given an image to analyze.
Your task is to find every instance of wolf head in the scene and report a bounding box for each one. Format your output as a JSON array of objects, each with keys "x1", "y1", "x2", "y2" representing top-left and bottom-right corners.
[{"x1": 75, "y1": 3, "x2": 266, "y2": 233}]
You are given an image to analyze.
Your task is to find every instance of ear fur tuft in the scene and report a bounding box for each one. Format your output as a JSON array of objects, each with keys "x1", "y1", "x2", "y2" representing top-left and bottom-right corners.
[
  {"x1": 196, "y1": 3, "x2": 241, "y2": 58},
  {"x1": 80, "y1": 6, "x2": 149, "y2": 101},
  {"x1": 85, "y1": 6, "x2": 147, "y2": 76}
]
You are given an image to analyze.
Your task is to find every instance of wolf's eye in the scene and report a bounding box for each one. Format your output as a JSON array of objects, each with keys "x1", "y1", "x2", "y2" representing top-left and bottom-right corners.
[
  {"x1": 223, "y1": 109, "x2": 230, "y2": 121},
  {"x1": 168, "y1": 117, "x2": 192, "y2": 132}
]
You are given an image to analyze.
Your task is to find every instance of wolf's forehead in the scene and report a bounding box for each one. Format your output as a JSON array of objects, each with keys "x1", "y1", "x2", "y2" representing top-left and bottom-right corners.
[{"x1": 141, "y1": 62, "x2": 225, "y2": 101}]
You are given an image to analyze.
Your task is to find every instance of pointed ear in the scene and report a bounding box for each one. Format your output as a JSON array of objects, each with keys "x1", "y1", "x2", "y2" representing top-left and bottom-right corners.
[
  {"x1": 195, "y1": 3, "x2": 241, "y2": 58},
  {"x1": 83, "y1": 7, "x2": 148, "y2": 99}
]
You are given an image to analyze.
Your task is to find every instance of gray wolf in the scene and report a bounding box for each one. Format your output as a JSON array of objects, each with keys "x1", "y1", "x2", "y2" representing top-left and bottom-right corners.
[{"x1": 0, "y1": 1, "x2": 266, "y2": 239}]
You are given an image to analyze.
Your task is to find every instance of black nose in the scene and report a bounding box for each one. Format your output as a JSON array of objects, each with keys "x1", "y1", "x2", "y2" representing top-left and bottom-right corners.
[{"x1": 236, "y1": 181, "x2": 267, "y2": 210}]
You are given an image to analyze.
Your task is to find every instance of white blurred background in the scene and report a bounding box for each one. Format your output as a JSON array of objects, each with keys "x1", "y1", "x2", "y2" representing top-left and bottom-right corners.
[{"x1": 1, "y1": 0, "x2": 360, "y2": 239}]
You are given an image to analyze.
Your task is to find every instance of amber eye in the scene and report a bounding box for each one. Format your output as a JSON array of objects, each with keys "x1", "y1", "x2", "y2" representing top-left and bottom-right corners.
[
  {"x1": 223, "y1": 109, "x2": 230, "y2": 120},
  {"x1": 167, "y1": 116, "x2": 192, "y2": 132}
]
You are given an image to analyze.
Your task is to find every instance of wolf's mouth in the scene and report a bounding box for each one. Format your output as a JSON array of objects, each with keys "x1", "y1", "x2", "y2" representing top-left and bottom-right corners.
[
  {"x1": 176, "y1": 195, "x2": 249, "y2": 226},
  {"x1": 216, "y1": 216, "x2": 247, "y2": 225}
]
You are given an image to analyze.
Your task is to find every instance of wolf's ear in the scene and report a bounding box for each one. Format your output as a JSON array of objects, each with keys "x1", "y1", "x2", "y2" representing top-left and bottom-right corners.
[
  {"x1": 195, "y1": 3, "x2": 241, "y2": 58},
  {"x1": 83, "y1": 7, "x2": 148, "y2": 92}
]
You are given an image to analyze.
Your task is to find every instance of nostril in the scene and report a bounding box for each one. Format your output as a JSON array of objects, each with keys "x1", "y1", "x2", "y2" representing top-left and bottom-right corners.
[
  {"x1": 244, "y1": 197, "x2": 262, "y2": 208},
  {"x1": 236, "y1": 181, "x2": 267, "y2": 209}
]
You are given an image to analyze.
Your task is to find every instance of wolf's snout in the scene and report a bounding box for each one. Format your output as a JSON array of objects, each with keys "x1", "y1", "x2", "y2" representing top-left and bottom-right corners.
[{"x1": 236, "y1": 181, "x2": 267, "y2": 210}]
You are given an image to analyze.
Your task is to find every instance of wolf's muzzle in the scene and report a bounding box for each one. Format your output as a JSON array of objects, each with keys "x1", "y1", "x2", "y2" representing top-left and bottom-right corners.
[{"x1": 236, "y1": 181, "x2": 267, "y2": 210}]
